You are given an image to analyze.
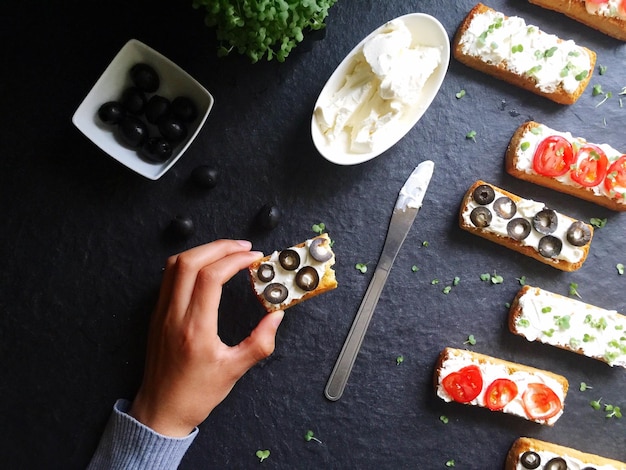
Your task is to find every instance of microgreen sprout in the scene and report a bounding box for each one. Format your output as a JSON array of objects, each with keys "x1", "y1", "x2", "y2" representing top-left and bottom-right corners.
[
  {"x1": 455, "y1": 89, "x2": 466, "y2": 99},
  {"x1": 312, "y1": 223, "x2": 326, "y2": 234},
  {"x1": 617, "y1": 263, "x2": 625, "y2": 275},
  {"x1": 569, "y1": 282, "x2": 582, "y2": 299},
  {"x1": 431, "y1": 279, "x2": 440, "y2": 285},
  {"x1": 440, "y1": 415, "x2": 449, "y2": 424},
  {"x1": 592, "y1": 84, "x2": 604, "y2": 96},
  {"x1": 517, "y1": 276, "x2": 526, "y2": 285},
  {"x1": 579, "y1": 382, "x2": 592, "y2": 392},
  {"x1": 590, "y1": 217, "x2": 607, "y2": 228},
  {"x1": 355, "y1": 263, "x2": 367, "y2": 274},
  {"x1": 453, "y1": 276, "x2": 460, "y2": 286},
  {"x1": 442, "y1": 286, "x2": 452, "y2": 294},
  {"x1": 604, "y1": 404, "x2": 622, "y2": 419},
  {"x1": 590, "y1": 398, "x2": 602, "y2": 410},
  {"x1": 411, "y1": 265, "x2": 419, "y2": 273},
  {"x1": 466, "y1": 130, "x2": 477, "y2": 142},
  {"x1": 256, "y1": 449, "x2": 270, "y2": 462},
  {"x1": 446, "y1": 460, "x2": 456, "y2": 467},
  {"x1": 304, "y1": 430, "x2": 322, "y2": 444},
  {"x1": 595, "y1": 91, "x2": 612, "y2": 107},
  {"x1": 599, "y1": 65, "x2": 607, "y2": 75},
  {"x1": 422, "y1": 241, "x2": 430, "y2": 247},
  {"x1": 396, "y1": 355, "x2": 404, "y2": 366},
  {"x1": 464, "y1": 335, "x2": 477, "y2": 346}
]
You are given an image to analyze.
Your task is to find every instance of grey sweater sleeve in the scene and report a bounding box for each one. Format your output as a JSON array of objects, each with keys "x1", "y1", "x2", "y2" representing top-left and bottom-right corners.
[{"x1": 87, "y1": 399, "x2": 198, "y2": 470}]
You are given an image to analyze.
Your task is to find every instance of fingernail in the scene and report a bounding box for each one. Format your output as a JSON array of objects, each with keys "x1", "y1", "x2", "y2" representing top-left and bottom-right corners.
[
  {"x1": 235, "y1": 240, "x2": 252, "y2": 248},
  {"x1": 250, "y1": 251, "x2": 264, "y2": 258},
  {"x1": 271, "y1": 310, "x2": 285, "y2": 328}
]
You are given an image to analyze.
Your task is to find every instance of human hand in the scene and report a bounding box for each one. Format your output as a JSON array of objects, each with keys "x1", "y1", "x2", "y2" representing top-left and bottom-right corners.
[{"x1": 129, "y1": 239, "x2": 284, "y2": 437}]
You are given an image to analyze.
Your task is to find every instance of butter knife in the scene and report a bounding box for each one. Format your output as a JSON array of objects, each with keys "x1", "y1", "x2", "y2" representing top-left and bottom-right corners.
[{"x1": 325, "y1": 160, "x2": 435, "y2": 401}]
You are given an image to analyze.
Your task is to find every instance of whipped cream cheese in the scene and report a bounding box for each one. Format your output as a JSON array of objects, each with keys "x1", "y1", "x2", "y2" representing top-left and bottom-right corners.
[
  {"x1": 461, "y1": 187, "x2": 588, "y2": 264},
  {"x1": 514, "y1": 123, "x2": 626, "y2": 205},
  {"x1": 315, "y1": 19, "x2": 442, "y2": 153},
  {"x1": 585, "y1": 0, "x2": 626, "y2": 20},
  {"x1": 514, "y1": 287, "x2": 626, "y2": 368},
  {"x1": 437, "y1": 349, "x2": 565, "y2": 425},
  {"x1": 459, "y1": 8, "x2": 592, "y2": 93},
  {"x1": 514, "y1": 449, "x2": 620, "y2": 470},
  {"x1": 253, "y1": 239, "x2": 334, "y2": 308}
]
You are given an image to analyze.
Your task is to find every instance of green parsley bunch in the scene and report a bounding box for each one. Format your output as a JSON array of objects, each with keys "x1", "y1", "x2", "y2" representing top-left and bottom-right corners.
[{"x1": 192, "y1": 0, "x2": 338, "y2": 62}]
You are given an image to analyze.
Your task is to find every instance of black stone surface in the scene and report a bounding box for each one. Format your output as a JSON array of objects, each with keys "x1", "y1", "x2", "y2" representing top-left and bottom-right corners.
[{"x1": 1, "y1": 0, "x2": 625, "y2": 468}]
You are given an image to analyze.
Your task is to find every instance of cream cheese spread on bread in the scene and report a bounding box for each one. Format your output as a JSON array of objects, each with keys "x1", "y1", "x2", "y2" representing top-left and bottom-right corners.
[
  {"x1": 457, "y1": 8, "x2": 593, "y2": 94},
  {"x1": 585, "y1": 0, "x2": 626, "y2": 20}
]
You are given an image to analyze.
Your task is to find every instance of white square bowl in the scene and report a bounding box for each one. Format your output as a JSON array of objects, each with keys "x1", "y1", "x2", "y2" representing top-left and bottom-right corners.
[{"x1": 72, "y1": 39, "x2": 214, "y2": 180}]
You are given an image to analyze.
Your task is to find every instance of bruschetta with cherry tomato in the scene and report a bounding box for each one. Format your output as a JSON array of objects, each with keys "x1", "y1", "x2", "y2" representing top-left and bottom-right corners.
[
  {"x1": 435, "y1": 348, "x2": 568, "y2": 426},
  {"x1": 505, "y1": 121, "x2": 626, "y2": 211}
]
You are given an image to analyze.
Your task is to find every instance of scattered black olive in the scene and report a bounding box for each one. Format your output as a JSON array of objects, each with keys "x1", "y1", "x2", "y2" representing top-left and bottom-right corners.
[
  {"x1": 171, "y1": 96, "x2": 198, "y2": 123},
  {"x1": 533, "y1": 209, "x2": 558, "y2": 235},
  {"x1": 168, "y1": 215, "x2": 195, "y2": 239},
  {"x1": 493, "y1": 196, "x2": 517, "y2": 219},
  {"x1": 472, "y1": 184, "x2": 495, "y2": 205},
  {"x1": 470, "y1": 206, "x2": 492, "y2": 228},
  {"x1": 97, "y1": 101, "x2": 125, "y2": 124},
  {"x1": 121, "y1": 87, "x2": 147, "y2": 115},
  {"x1": 263, "y1": 283, "x2": 288, "y2": 304},
  {"x1": 279, "y1": 249, "x2": 300, "y2": 271},
  {"x1": 158, "y1": 114, "x2": 188, "y2": 143},
  {"x1": 538, "y1": 235, "x2": 562, "y2": 258},
  {"x1": 191, "y1": 165, "x2": 219, "y2": 189},
  {"x1": 566, "y1": 221, "x2": 591, "y2": 246},
  {"x1": 544, "y1": 457, "x2": 567, "y2": 470},
  {"x1": 507, "y1": 218, "x2": 532, "y2": 241},
  {"x1": 144, "y1": 95, "x2": 171, "y2": 124},
  {"x1": 256, "y1": 203, "x2": 281, "y2": 230},
  {"x1": 140, "y1": 137, "x2": 173, "y2": 163},
  {"x1": 130, "y1": 63, "x2": 160, "y2": 93},
  {"x1": 309, "y1": 237, "x2": 332, "y2": 262},
  {"x1": 295, "y1": 266, "x2": 320, "y2": 291},
  {"x1": 257, "y1": 263, "x2": 275, "y2": 283},
  {"x1": 117, "y1": 115, "x2": 149, "y2": 148},
  {"x1": 519, "y1": 451, "x2": 541, "y2": 469}
]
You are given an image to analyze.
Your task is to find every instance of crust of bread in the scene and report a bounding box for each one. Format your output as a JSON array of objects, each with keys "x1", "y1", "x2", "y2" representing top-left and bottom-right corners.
[
  {"x1": 453, "y1": 3, "x2": 596, "y2": 104},
  {"x1": 505, "y1": 436, "x2": 626, "y2": 469},
  {"x1": 505, "y1": 121, "x2": 626, "y2": 211},
  {"x1": 509, "y1": 285, "x2": 626, "y2": 367},
  {"x1": 435, "y1": 347, "x2": 569, "y2": 425},
  {"x1": 529, "y1": 0, "x2": 626, "y2": 41},
  {"x1": 248, "y1": 233, "x2": 337, "y2": 312},
  {"x1": 459, "y1": 180, "x2": 593, "y2": 271}
]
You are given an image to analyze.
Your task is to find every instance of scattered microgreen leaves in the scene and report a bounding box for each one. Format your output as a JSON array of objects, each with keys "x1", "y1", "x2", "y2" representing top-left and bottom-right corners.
[
  {"x1": 396, "y1": 355, "x2": 404, "y2": 366},
  {"x1": 464, "y1": 334, "x2": 477, "y2": 346},
  {"x1": 592, "y1": 84, "x2": 604, "y2": 96},
  {"x1": 453, "y1": 276, "x2": 460, "y2": 286},
  {"x1": 590, "y1": 398, "x2": 602, "y2": 410},
  {"x1": 569, "y1": 282, "x2": 582, "y2": 299},
  {"x1": 312, "y1": 223, "x2": 326, "y2": 234},
  {"x1": 355, "y1": 263, "x2": 367, "y2": 274},
  {"x1": 617, "y1": 263, "x2": 625, "y2": 275},
  {"x1": 481, "y1": 271, "x2": 504, "y2": 284},
  {"x1": 256, "y1": 449, "x2": 270, "y2": 462},
  {"x1": 517, "y1": 276, "x2": 526, "y2": 286},
  {"x1": 456, "y1": 89, "x2": 466, "y2": 99},
  {"x1": 431, "y1": 279, "x2": 440, "y2": 285},
  {"x1": 304, "y1": 430, "x2": 322, "y2": 443},
  {"x1": 466, "y1": 130, "x2": 477, "y2": 142},
  {"x1": 440, "y1": 415, "x2": 449, "y2": 424},
  {"x1": 580, "y1": 382, "x2": 592, "y2": 392},
  {"x1": 422, "y1": 241, "x2": 430, "y2": 247},
  {"x1": 596, "y1": 91, "x2": 612, "y2": 107},
  {"x1": 442, "y1": 286, "x2": 452, "y2": 294},
  {"x1": 446, "y1": 460, "x2": 456, "y2": 467},
  {"x1": 411, "y1": 265, "x2": 419, "y2": 273},
  {"x1": 599, "y1": 65, "x2": 607, "y2": 75},
  {"x1": 590, "y1": 217, "x2": 607, "y2": 228},
  {"x1": 605, "y1": 404, "x2": 622, "y2": 419}
]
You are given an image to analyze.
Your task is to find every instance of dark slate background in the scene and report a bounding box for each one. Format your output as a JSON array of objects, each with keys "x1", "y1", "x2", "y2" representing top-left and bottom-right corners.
[{"x1": 1, "y1": 0, "x2": 625, "y2": 468}]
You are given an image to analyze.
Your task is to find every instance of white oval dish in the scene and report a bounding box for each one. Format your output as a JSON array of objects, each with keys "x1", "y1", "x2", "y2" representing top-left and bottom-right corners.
[{"x1": 311, "y1": 13, "x2": 450, "y2": 165}]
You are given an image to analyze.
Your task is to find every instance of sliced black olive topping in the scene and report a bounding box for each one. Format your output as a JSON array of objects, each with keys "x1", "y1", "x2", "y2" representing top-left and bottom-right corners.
[
  {"x1": 533, "y1": 209, "x2": 558, "y2": 235},
  {"x1": 309, "y1": 237, "x2": 332, "y2": 262},
  {"x1": 566, "y1": 221, "x2": 591, "y2": 247},
  {"x1": 470, "y1": 206, "x2": 492, "y2": 228},
  {"x1": 295, "y1": 266, "x2": 320, "y2": 291},
  {"x1": 493, "y1": 196, "x2": 517, "y2": 219},
  {"x1": 544, "y1": 457, "x2": 567, "y2": 470},
  {"x1": 507, "y1": 218, "x2": 531, "y2": 241},
  {"x1": 278, "y1": 249, "x2": 300, "y2": 271},
  {"x1": 519, "y1": 451, "x2": 541, "y2": 469},
  {"x1": 472, "y1": 184, "x2": 495, "y2": 205},
  {"x1": 263, "y1": 283, "x2": 288, "y2": 304},
  {"x1": 581, "y1": 467, "x2": 598, "y2": 470},
  {"x1": 256, "y1": 263, "x2": 275, "y2": 283},
  {"x1": 538, "y1": 235, "x2": 562, "y2": 258}
]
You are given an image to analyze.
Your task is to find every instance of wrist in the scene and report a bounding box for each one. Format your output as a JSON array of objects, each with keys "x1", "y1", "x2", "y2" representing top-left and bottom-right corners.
[{"x1": 129, "y1": 392, "x2": 196, "y2": 438}]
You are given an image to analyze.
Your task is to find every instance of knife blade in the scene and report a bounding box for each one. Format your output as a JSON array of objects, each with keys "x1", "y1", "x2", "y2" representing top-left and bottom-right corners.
[{"x1": 324, "y1": 160, "x2": 435, "y2": 401}]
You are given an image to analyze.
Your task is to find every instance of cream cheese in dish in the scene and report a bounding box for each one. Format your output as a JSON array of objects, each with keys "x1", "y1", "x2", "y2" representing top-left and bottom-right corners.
[
  {"x1": 513, "y1": 286, "x2": 626, "y2": 368},
  {"x1": 457, "y1": 8, "x2": 593, "y2": 94},
  {"x1": 314, "y1": 19, "x2": 443, "y2": 153},
  {"x1": 513, "y1": 123, "x2": 626, "y2": 206}
]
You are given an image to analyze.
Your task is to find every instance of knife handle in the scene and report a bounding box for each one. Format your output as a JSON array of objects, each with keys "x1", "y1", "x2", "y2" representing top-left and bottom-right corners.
[{"x1": 324, "y1": 267, "x2": 389, "y2": 401}]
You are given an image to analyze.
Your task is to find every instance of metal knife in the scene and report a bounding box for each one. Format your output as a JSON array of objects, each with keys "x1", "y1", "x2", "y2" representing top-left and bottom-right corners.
[{"x1": 325, "y1": 160, "x2": 435, "y2": 401}]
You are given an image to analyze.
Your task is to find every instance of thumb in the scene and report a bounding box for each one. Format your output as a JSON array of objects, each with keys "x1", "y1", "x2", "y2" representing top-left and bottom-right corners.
[{"x1": 233, "y1": 310, "x2": 284, "y2": 373}]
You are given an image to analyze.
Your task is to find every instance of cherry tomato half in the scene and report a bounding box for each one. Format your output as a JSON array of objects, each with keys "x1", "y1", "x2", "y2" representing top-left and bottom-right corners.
[
  {"x1": 484, "y1": 378, "x2": 519, "y2": 411},
  {"x1": 521, "y1": 383, "x2": 562, "y2": 421},
  {"x1": 533, "y1": 136, "x2": 575, "y2": 177},
  {"x1": 570, "y1": 144, "x2": 609, "y2": 187},
  {"x1": 442, "y1": 365, "x2": 483, "y2": 403},
  {"x1": 604, "y1": 155, "x2": 626, "y2": 198}
]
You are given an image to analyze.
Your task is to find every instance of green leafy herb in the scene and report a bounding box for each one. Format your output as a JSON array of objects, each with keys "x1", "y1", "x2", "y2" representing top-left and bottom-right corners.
[
  {"x1": 517, "y1": 276, "x2": 526, "y2": 286},
  {"x1": 575, "y1": 70, "x2": 589, "y2": 81},
  {"x1": 517, "y1": 318, "x2": 530, "y2": 328},
  {"x1": 580, "y1": 382, "x2": 592, "y2": 392},
  {"x1": 446, "y1": 460, "x2": 456, "y2": 467},
  {"x1": 455, "y1": 89, "x2": 466, "y2": 99},
  {"x1": 569, "y1": 282, "x2": 582, "y2": 299},
  {"x1": 590, "y1": 217, "x2": 607, "y2": 228},
  {"x1": 491, "y1": 273, "x2": 504, "y2": 284},
  {"x1": 511, "y1": 44, "x2": 524, "y2": 53},
  {"x1": 590, "y1": 398, "x2": 602, "y2": 410},
  {"x1": 453, "y1": 276, "x2": 461, "y2": 286},
  {"x1": 464, "y1": 334, "x2": 477, "y2": 346},
  {"x1": 312, "y1": 222, "x2": 326, "y2": 234},
  {"x1": 439, "y1": 415, "x2": 449, "y2": 424},
  {"x1": 527, "y1": 65, "x2": 542, "y2": 75},
  {"x1": 355, "y1": 263, "x2": 367, "y2": 274},
  {"x1": 422, "y1": 241, "x2": 430, "y2": 247},
  {"x1": 431, "y1": 279, "x2": 440, "y2": 285},
  {"x1": 411, "y1": 265, "x2": 419, "y2": 273},
  {"x1": 396, "y1": 355, "x2": 404, "y2": 366},
  {"x1": 193, "y1": 0, "x2": 338, "y2": 63},
  {"x1": 592, "y1": 84, "x2": 604, "y2": 96},
  {"x1": 596, "y1": 91, "x2": 612, "y2": 107},
  {"x1": 304, "y1": 430, "x2": 322, "y2": 443},
  {"x1": 442, "y1": 286, "x2": 452, "y2": 294},
  {"x1": 605, "y1": 404, "x2": 622, "y2": 419},
  {"x1": 555, "y1": 315, "x2": 571, "y2": 330},
  {"x1": 599, "y1": 65, "x2": 607, "y2": 75},
  {"x1": 541, "y1": 306, "x2": 552, "y2": 313},
  {"x1": 466, "y1": 130, "x2": 477, "y2": 142},
  {"x1": 256, "y1": 449, "x2": 270, "y2": 462},
  {"x1": 480, "y1": 273, "x2": 491, "y2": 282},
  {"x1": 520, "y1": 142, "x2": 530, "y2": 151},
  {"x1": 544, "y1": 46, "x2": 558, "y2": 58},
  {"x1": 617, "y1": 263, "x2": 625, "y2": 275}
]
